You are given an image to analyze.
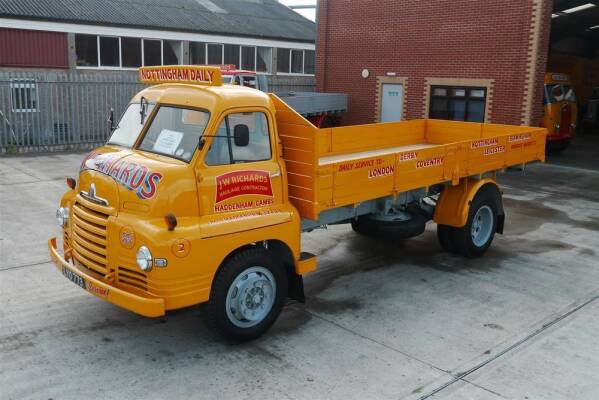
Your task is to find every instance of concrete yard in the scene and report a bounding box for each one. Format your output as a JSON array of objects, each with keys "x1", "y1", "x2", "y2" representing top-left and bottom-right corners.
[{"x1": 1, "y1": 135, "x2": 598, "y2": 400}]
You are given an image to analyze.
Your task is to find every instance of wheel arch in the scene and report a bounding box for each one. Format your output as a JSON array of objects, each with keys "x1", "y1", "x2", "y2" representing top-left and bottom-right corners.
[
  {"x1": 213, "y1": 239, "x2": 305, "y2": 303},
  {"x1": 434, "y1": 178, "x2": 504, "y2": 233}
]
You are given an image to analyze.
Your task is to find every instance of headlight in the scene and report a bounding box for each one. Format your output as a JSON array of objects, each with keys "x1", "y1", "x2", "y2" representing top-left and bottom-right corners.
[
  {"x1": 56, "y1": 207, "x2": 69, "y2": 227},
  {"x1": 136, "y1": 246, "x2": 153, "y2": 272}
]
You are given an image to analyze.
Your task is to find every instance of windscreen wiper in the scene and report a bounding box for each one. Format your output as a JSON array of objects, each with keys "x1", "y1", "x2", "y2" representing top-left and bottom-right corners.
[{"x1": 140, "y1": 96, "x2": 148, "y2": 124}]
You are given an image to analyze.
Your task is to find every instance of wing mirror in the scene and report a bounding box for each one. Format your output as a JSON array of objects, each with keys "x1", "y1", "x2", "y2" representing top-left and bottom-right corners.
[{"x1": 233, "y1": 124, "x2": 250, "y2": 147}]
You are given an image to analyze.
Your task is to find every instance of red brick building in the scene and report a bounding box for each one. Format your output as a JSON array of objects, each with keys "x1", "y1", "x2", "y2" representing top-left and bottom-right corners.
[{"x1": 316, "y1": 0, "x2": 553, "y2": 127}]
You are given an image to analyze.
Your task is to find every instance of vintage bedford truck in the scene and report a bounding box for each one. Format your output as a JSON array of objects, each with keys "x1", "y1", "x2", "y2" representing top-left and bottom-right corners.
[{"x1": 49, "y1": 66, "x2": 547, "y2": 340}]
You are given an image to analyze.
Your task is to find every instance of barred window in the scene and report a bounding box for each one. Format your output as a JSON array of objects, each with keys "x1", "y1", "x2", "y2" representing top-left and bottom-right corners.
[{"x1": 10, "y1": 80, "x2": 38, "y2": 112}]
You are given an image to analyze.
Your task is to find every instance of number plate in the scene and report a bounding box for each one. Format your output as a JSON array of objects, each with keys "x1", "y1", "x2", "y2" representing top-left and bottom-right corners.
[{"x1": 62, "y1": 266, "x2": 86, "y2": 290}]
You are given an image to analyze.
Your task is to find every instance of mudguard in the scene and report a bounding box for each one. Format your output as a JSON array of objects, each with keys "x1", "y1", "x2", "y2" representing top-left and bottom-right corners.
[{"x1": 434, "y1": 178, "x2": 504, "y2": 232}]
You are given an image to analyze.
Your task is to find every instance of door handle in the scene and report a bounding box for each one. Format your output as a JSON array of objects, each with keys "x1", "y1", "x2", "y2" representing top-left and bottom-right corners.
[{"x1": 270, "y1": 171, "x2": 281, "y2": 178}]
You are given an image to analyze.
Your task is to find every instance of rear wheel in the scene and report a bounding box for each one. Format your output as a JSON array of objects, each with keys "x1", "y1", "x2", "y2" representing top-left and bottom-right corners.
[
  {"x1": 451, "y1": 188, "x2": 499, "y2": 258},
  {"x1": 204, "y1": 248, "x2": 287, "y2": 341}
]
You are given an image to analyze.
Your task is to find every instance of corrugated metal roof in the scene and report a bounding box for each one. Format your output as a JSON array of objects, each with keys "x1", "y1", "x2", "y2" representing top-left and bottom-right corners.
[{"x1": 0, "y1": 0, "x2": 316, "y2": 43}]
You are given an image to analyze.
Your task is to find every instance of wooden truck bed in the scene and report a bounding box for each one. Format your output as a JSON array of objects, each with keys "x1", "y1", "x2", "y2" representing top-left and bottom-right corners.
[{"x1": 271, "y1": 94, "x2": 547, "y2": 221}]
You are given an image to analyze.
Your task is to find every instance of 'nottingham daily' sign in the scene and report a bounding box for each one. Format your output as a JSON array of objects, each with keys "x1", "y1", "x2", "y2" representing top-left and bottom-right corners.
[{"x1": 139, "y1": 66, "x2": 222, "y2": 86}]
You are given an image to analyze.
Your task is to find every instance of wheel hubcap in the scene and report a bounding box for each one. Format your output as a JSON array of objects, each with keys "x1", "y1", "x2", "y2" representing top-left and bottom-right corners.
[
  {"x1": 225, "y1": 266, "x2": 276, "y2": 328},
  {"x1": 471, "y1": 205, "x2": 494, "y2": 247}
]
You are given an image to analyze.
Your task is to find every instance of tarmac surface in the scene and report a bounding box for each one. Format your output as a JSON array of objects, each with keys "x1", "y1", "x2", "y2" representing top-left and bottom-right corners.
[{"x1": 1, "y1": 133, "x2": 598, "y2": 400}]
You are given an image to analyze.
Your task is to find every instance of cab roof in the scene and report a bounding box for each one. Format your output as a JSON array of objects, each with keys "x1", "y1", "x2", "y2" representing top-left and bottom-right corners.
[{"x1": 133, "y1": 83, "x2": 274, "y2": 113}]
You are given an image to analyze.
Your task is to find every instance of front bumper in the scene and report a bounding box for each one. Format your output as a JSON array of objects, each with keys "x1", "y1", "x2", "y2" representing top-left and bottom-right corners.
[
  {"x1": 48, "y1": 237, "x2": 165, "y2": 317},
  {"x1": 547, "y1": 129, "x2": 576, "y2": 142}
]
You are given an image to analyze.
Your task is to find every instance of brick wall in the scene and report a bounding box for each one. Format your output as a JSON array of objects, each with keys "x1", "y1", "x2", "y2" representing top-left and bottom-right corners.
[{"x1": 316, "y1": 0, "x2": 552, "y2": 126}]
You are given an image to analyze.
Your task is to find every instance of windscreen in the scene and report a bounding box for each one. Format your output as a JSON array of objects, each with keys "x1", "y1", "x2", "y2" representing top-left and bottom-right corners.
[
  {"x1": 108, "y1": 102, "x2": 155, "y2": 147},
  {"x1": 138, "y1": 106, "x2": 210, "y2": 162},
  {"x1": 544, "y1": 84, "x2": 577, "y2": 104}
]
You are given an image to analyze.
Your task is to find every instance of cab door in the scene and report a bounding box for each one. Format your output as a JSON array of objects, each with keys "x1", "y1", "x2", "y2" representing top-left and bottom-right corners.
[{"x1": 196, "y1": 108, "x2": 284, "y2": 226}]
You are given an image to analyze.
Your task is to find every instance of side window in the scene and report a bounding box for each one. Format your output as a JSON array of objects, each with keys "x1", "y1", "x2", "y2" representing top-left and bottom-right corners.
[{"x1": 204, "y1": 112, "x2": 271, "y2": 165}]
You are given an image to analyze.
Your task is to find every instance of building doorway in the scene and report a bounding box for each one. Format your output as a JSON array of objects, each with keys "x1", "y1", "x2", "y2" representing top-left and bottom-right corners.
[{"x1": 380, "y1": 83, "x2": 404, "y2": 122}]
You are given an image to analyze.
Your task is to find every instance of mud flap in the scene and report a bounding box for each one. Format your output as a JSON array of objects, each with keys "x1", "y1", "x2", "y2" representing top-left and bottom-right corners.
[
  {"x1": 496, "y1": 213, "x2": 505, "y2": 234},
  {"x1": 287, "y1": 272, "x2": 305, "y2": 303}
]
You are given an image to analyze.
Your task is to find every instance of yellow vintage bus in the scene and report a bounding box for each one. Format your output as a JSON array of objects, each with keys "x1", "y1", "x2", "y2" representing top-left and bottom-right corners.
[{"x1": 541, "y1": 73, "x2": 578, "y2": 154}]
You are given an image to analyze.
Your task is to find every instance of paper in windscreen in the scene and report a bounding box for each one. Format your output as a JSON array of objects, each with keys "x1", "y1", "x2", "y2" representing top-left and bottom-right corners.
[{"x1": 153, "y1": 129, "x2": 183, "y2": 155}]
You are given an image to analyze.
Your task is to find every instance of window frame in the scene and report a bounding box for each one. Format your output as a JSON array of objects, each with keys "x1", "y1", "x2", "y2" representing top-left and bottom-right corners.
[
  {"x1": 190, "y1": 41, "x2": 207, "y2": 65},
  {"x1": 120, "y1": 37, "x2": 143, "y2": 68},
  {"x1": 73, "y1": 34, "x2": 291, "y2": 75},
  {"x1": 429, "y1": 85, "x2": 487, "y2": 122},
  {"x1": 10, "y1": 79, "x2": 39, "y2": 113},
  {"x1": 134, "y1": 103, "x2": 212, "y2": 163},
  {"x1": 276, "y1": 48, "x2": 315, "y2": 76},
  {"x1": 75, "y1": 33, "x2": 99, "y2": 67},
  {"x1": 256, "y1": 47, "x2": 273, "y2": 74},
  {"x1": 98, "y1": 35, "x2": 121, "y2": 68},
  {"x1": 207, "y1": 43, "x2": 224, "y2": 65},
  {"x1": 75, "y1": 35, "x2": 183, "y2": 70},
  {"x1": 107, "y1": 101, "x2": 158, "y2": 148},
  {"x1": 162, "y1": 39, "x2": 183, "y2": 65},
  {"x1": 142, "y1": 38, "x2": 164, "y2": 67},
  {"x1": 202, "y1": 109, "x2": 274, "y2": 167}
]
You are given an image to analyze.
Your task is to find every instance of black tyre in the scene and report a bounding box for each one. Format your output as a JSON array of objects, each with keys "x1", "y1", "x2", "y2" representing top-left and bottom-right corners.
[
  {"x1": 351, "y1": 217, "x2": 378, "y2": 236},
  {"x1": 351, "y1": 213, "x2": 427, "y2": 239},
  {"x1": 547, "y1": 140, "x2": 570, "y2": 155},
  {"x1": 204, "y1": 247, "x2": 287, "y2": 341},
  {"x1": 451, "y1": 187, "x2": 499, "y2": 258},
  {"x1": 437, "y1": 224, "x2": 455, "y2": 253}
]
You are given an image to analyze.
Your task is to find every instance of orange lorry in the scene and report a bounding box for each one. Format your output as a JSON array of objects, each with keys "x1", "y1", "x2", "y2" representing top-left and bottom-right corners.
[
  {"x1": 49, "y1": 66, "x2": 547, "y2": 340},
  {"x1": 541, "y1": 73, "x2": 578, "y2": 153}
]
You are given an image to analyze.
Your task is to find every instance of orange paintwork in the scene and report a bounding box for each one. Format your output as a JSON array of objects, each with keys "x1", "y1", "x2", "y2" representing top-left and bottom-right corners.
[
  {"x1": 273, "y1": 95, "x2": 546, "y2": 220},
  {"x1": 49, "y1": 66, "x2": 547, "y2": 318},
  {"x1": 433, "y1": 177, "x2": 497, "y2": 228},
  {"x1": 541, "y1": 72, "x2": 578, "y2": 142}
]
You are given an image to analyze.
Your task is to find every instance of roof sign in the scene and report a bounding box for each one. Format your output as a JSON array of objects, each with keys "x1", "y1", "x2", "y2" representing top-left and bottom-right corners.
[
  {"x1": 551, "y1": 73, "x2": 569, "y2": 82},
  {"x1": 139, "y1": 65, "x2": 222, "y2": 86},
  {"x1": 216, "y1": 64, "x2": 237, "y2": 71}
]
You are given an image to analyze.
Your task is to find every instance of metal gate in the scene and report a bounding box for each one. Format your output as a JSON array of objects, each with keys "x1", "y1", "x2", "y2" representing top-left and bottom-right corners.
[
  {"x1": 0, "y1": 71, "x2": 315, "y2": 154},
  {"x1": 0, "y1": 71, "x2": 144, "y2": 153}
]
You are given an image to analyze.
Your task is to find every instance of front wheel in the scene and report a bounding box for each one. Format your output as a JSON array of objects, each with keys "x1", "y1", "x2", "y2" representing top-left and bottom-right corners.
[
  {"x1": 204, "y1": 248, "x2": 287, "y2": 341},
  {"x1": 451, "y1": 188, "x2": 499, "y2": 258},
  {"x1": 547, "y1": 140, "x2": 570, "y2": 155}
]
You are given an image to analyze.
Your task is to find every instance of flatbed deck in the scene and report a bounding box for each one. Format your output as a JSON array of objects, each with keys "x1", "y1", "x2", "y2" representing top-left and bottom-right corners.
[{"x1": 271, "y1": 94, "x2": 547, "y2": 221}]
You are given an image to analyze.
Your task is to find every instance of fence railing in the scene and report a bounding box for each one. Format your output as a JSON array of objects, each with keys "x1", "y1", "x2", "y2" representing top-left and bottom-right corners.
[{"x1": 0, "y1": 71, "x2": 314, "y2": 153}]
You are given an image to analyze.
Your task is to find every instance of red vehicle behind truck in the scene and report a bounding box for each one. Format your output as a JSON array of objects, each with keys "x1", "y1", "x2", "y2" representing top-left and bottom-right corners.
[{"x1": 218, "y1": 64, "x2": 346, "y2": 128}]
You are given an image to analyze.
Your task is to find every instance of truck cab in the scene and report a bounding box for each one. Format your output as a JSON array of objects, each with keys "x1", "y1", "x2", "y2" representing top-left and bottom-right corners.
[
  {"x1": 51, "y1": 66, "x2": 308, "y2": 340},
  {"x1": 541, "y1": 72, "x2": 578, "y2": 153}
]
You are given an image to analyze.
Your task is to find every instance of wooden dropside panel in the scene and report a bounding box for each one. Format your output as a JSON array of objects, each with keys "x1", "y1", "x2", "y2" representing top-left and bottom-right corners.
[
  {"x1": 313, "y1": 124, "x2": 547, "y2": 216},
  {"x1": 425, "y1": 119, "x2": 483, "y2": 144},
  {"x1": 270, "y1": 94, "x2": 319, "y2": 219},
  {"x1": 318, "y1": 119, "x2": 426, "y2": 157}
]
